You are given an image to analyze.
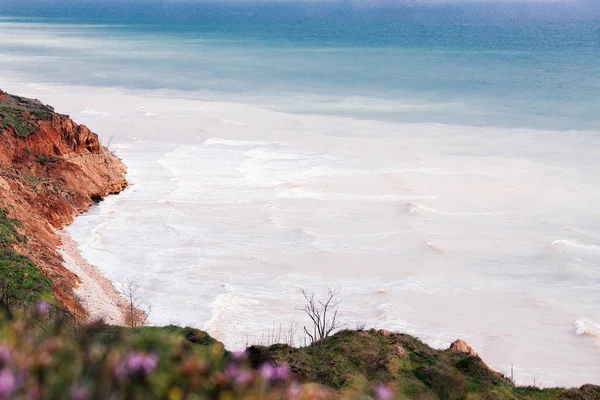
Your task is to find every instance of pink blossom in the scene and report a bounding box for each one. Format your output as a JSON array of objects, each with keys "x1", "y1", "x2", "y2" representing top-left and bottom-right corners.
[
  {"x1": 225, "y1": 364, "x2": 240, "y2": 378},
  {"x1": 115, "y1": 351, "x2": 159, "y2": 381},
  {"x1": 373, "y1": 384, "x2": 394, "y2": 400},
  {"x1": 259, "y1": 364, "x2": 289, "y2": 383},
  {"x1": 35, "y1": 300, "x2": 51, "y2": 316},
  {"x1": 0, "y1": 369, "x2": 16, "y2": 398},
  {"x1": 126, "y1": 352, "x2": 158, "y2": 375},
  {"x1": 234, "y1": 370, "x2": 254, "y2": 386}
]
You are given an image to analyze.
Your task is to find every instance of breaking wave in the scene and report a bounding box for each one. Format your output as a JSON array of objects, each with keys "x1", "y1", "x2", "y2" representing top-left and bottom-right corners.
[
  {"x1": 551, "y1": 239, "x2": 600, "y2": 252},
  {"x1": 204, "y1": 137, "x2": 287, "y2": 147},
  {"x1": 575, "y1": 319, "x2": 600, "y2": 337}
]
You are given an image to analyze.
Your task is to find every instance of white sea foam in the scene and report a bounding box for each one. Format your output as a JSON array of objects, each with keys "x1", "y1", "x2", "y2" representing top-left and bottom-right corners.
[
  {"x1": 79, "y1": 108, "x2": 114, "y2": 117},
  {"x1": 204, "y1": 137, "x2": 287, "y2": 147},
  {"x1": 277, "y1": 187, "x2": 435, "y2": 202},
  {"x1": 551, "y1": 239, "x2": 600, "y2": 252},
  {"x1": 202, "y1": 292, "x2": 260, "y2": 340},
  {"x1": 27, "y1": 83, "x2": 54, "y2": 92},
  {"x1": 575, "y1": 319, "x2": 600, "y2": 337},
  {"x1": 406, "y1": 203, "x2": 498, "y2": 216}
]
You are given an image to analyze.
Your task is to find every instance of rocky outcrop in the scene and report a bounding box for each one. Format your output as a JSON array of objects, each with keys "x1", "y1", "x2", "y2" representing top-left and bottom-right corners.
[
  {"x1": 0, "y1": 89, "x2": 127, "y2": 316},
  {"x1": 448, "y1": 339, "x2": 478, "y2": 357}
]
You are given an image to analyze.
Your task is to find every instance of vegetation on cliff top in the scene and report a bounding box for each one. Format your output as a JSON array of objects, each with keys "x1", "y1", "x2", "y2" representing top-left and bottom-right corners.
[
  {"x1": 0, "y1": 90, "x2": 53, "y2": 137},
  {"x1": 249, "y1": 329, "x2": 600, "y2": 400},
  {"x1": 0, "y1": 209, "x2": 52, "y2": 311},
  {"x1": 0, "y1": 307, "x2": 599, "y2": 400}
]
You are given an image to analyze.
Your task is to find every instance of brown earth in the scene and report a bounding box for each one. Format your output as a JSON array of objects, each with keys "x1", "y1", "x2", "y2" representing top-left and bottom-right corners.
[{"x1": 0, "y1": 89, "x2": 127, "y2": 317}]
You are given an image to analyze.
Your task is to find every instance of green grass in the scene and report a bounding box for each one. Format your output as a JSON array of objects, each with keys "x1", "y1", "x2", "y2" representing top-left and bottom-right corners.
[
  {"x1": 250, "y1": 329, "x2": 600, "y2": 400},
  {"x1": 36, "y1": 154, "x2": 59, "y2": 164},
  {"x1": 0, "y1": 209, "x2": 53, "y2": 309},
  {"x1": 0, "y1": 208, "x2": 26, "y2": 246},
  {"x1": 0, "y1": 103, "x2": 52, "y2": 138},
  {"x1": 91, "y1": 324, "x2": 225, "y2": 357}
]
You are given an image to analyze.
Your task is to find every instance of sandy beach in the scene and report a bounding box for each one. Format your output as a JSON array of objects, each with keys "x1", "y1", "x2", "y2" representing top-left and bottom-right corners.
[{"x1": 57, "y1": 230, "x2": 128, "y2": 325}]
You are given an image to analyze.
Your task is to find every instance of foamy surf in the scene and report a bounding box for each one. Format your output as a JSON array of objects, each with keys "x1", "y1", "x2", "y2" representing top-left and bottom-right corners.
[
  {"x1": 406, "y1": 203, "x2": 498, "y2": 216},
  {"x1": 204, "y1": 137, "x2": 287, "y2": 147},
  {"x1": 551, "y1": 239, "x2": 600, "y2": 253},
  {"x1": 575, "y1": 319, "x2": 600, "y2": 338}
]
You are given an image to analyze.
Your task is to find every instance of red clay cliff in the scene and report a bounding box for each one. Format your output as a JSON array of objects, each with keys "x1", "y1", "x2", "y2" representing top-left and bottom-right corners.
[{"x1": 0, "y1": 89, "x2": 127, "y2": 316}]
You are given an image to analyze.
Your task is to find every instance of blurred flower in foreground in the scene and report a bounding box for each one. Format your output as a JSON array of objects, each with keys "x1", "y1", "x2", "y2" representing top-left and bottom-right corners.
[
  {"x1": 259, "y1": 364, "x2": 289, "y2": 383},
  {"x1": 115, "y1": 351, "x2": 159, "y2": 381},
  {"x1": 373, "y1": 384, "x2": 394, "y2": 400},
  {"x1": 35, "y1": 300, "x2": 51, "y2": 316},
  {"x1": 0, "y1": 369, "x2": 16, "y2": 398}
]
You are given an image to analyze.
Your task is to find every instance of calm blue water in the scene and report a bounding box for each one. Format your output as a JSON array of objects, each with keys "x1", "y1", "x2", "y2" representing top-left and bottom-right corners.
[{"x1": 1, "y1": 1, "x2": 599, "y2": 130}]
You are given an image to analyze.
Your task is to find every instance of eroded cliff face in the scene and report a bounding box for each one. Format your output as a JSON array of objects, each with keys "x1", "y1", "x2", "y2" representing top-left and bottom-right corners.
[{"x1": 0, "y1": 89, "x2": 127, "y2": 316}]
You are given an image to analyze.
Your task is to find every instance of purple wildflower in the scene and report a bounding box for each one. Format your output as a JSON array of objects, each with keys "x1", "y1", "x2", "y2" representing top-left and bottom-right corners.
[
  {"x1": 114, "y1": 351, "x2": 159, "y2": 381},
  {"x1": 373, "y1": 384, "x2": 394, "y2": 400},
  {"x1": 35, "y1": 300, "x2": 51, "y2": 315},
  {"x1": 0, "y1": 369, "x2": 16, "y2": 398},
  {"x1": 234, "y1": 369, "x2": 254, "y2": 386},
  {"x1": 126, "y1": 352, "x2": 159, "y2": 375},
  {"x1": 225, "y1": 363, "x2": 240, "y2": 377},
  {"x1": 69, "y1": 387, "x2": 89, "y2": 400},
  {"x1": 259, "y1": 364, "x2": 289, "y2": 383},
  {"x1": 141, "y1": 353, "x2": 159, "y2": 374},
  {"x1": 273, "y1": 366, "x2": 289, "y2": 380},
  {"x1": 259, "y1": 363, "x2": 275, "y2": 380}
]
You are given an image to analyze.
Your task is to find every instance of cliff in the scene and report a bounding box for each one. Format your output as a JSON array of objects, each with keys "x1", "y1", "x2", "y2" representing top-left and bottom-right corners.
[{"x1": 0, "y1": 89, "x2": 127, "y2": 316}]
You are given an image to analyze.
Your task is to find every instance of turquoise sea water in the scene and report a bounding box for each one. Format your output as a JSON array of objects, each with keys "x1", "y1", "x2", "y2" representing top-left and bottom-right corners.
[
  {"x1": 2, "y1": 1, "x2": 600, "y2": 386},
  {"x1": 1, "y1": 1, "x2": 600, "y2": 129}
]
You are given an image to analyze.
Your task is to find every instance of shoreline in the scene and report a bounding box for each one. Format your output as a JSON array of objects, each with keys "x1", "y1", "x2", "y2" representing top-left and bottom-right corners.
[
  {"x1": 57, "y1": 229, "x2": 128, "y2": 325},
  {"x1": 0, "y1": 77, "x2": 598, "y2": 387}
]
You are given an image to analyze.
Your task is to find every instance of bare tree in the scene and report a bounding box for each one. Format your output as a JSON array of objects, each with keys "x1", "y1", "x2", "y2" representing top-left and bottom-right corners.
[
  {"x1": 283, "y1": 321, "x2": 299, "y2": 347},
  {"x1": 298, "y1": 288, "x2": 342, "y2": 344},
  {"x1": 119, "y1": 278, "x2": 151, "y2": 327},
  {"x1": 106, "y1": 133, "x2": 115, "y2": 152}
]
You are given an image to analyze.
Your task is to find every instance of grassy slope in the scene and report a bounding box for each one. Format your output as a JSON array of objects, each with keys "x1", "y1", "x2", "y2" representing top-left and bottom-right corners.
[
  {"x1": 249, "y1": 329, "x2": 600, "y2": 400},
  {"x1": 0, "y1": 208, "x2": 53, "y2": 309},
  {"x1": 0, "y1": 92, "x2": 53, "y2": 137}
]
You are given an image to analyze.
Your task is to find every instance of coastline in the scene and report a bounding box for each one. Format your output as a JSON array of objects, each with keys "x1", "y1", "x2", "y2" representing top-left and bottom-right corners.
[
  {"x1": 0, "y1": 77, "x2": 598, "y2": 386},
  {"x1": 57, "y1": 229, "x2": 128, "y2": 325}
]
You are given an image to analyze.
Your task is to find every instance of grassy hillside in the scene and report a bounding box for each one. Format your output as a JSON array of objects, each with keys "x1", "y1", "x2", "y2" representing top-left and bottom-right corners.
[
  {"x1": 0, "y1": 208, "x2": 53, "y2": 311},
  {"x1": 0, "y1": 90, "x2": 53, "y2": 137},
  {"x1": 249, "y1": 329, "x2": 600, "y2": 400},
  {"x1": 0, "y1": 310, "x2": 598, "y2": 399}
]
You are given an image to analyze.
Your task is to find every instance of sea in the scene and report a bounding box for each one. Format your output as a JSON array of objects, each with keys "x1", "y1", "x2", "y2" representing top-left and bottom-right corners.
[{"x1": 0, "y1": 0, "x2": 599, "y2": 387}]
